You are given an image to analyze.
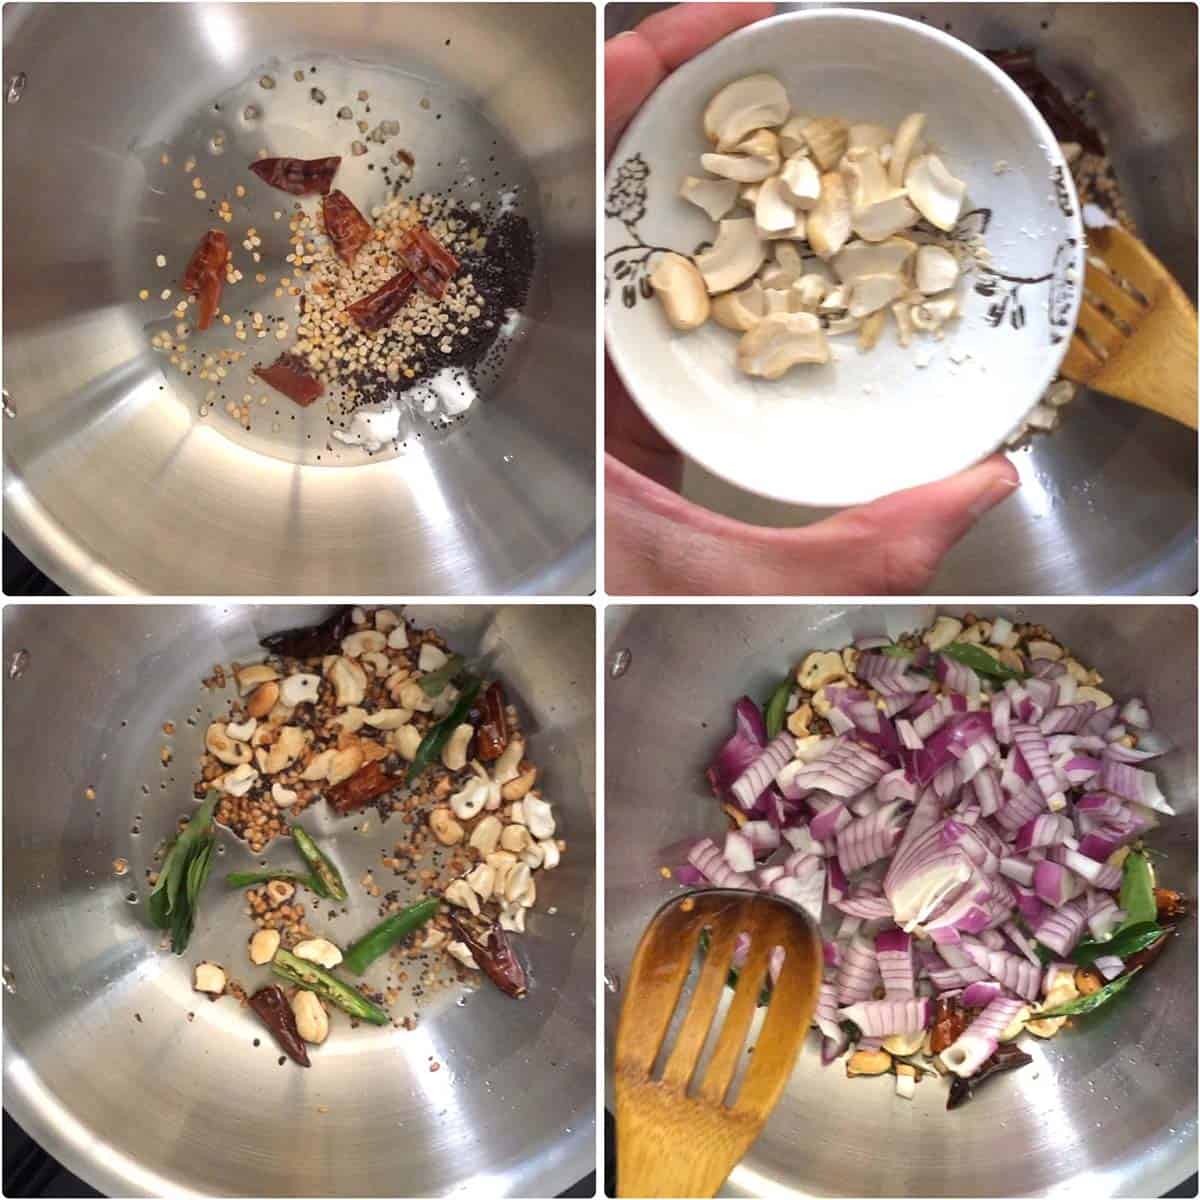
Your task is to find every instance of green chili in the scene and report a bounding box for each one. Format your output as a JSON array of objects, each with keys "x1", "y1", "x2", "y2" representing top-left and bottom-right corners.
[
  {"x1": 291, "y1": 826, "x2": 347, "y2": 902},
  {"x1": 271, "y1": 948, "x2": 389, "y2": 1025},
  {"x1": 341, "y1": 898, "x2": 441, "y2": 974},
  {"x1": 941, "y1": 642, "x2": 1028, "y2": 681},
  {"x1": 1037, "y1": 967, "x2": 1143, "y2": 1018},
  {"x1": 418, "y1": 653, "x2": 465, "y2": 697},
  {"x1": 406, "y1": 677, "x2": 482, "y2": 784},
  {"x1": 880, "y1": 645, "x2": 912, "y2": 659},
  {"x1": 225, "y1": 869, "x2": 325, "y2": 895},
  {"x1": 764, "y1": 678, "x2": 793, "y2": 739},
  {"x1": 1118, "y1": 849, "x2": 1157, "y2": 929}
]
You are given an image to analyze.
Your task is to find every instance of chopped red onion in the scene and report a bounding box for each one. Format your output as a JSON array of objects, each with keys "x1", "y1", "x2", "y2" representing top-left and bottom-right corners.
[
  {"x1": 1001, "y1": 919, "x2": 1042, "y2": 967},
  {"x1": 837, "y1": 802, "x2": 905, "y2": 873},
  {"x1": 960, "y1": 939, "x2": 1041, "y2": 999},
  {"x1": 731, "y1": 731, "x2": 797, "y2": 812},
  {"x1": 688, "y1": 838, "x2": 752, "y2": 889},
  {"x1": 960, "y1": 980, "x2": 1002, "y2": 1008},
  {"x1": 723, "y1": 830, "x2": 755, "y2": 874},
  {"x1": 742, "y1": 819, "x2": 781, "y2": 856},
  {"x1": 838, "y1": 996, "x2": 930, "y2": 1037},
  {"x1": 1014, "y1": 813, "x2": 1072, "y2": 852},
  {"x1": 1095, "y1": 954, "x2": 1124, "y2": 981},
  {"x1": 1086, "y1": 893, "x2": 1126, "y2": 941},
  {"x1": 1036, "y1": 896, "x2": 1089, "y2": 956},
  {"x1": 835, "y1": 935, "x2": 879, "y2": 1005},
  {"x1": 1119, "y1": 698, "x2": 1150, "y2": 730},
  {"x1": 941, "y1": 996, "x2": 1027, "y2": 1077},
  {"x1": 1099, "y1": 759, "x2": 1175, "y2": 816},
  {"x1": 876, "y1": 929, "x2": 915, "y2": 996}
]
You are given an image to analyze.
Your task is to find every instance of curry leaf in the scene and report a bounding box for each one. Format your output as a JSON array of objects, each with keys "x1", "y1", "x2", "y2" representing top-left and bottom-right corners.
[{"x1": 941, "y1": 642, "x2": 1028, "y2": 681}]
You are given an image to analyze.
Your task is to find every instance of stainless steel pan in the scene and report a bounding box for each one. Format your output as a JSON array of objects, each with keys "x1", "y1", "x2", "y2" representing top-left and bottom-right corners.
[
  {"x1": 605, "y1": 604, "x2": 1197, "y2": 1197},
  {"x1": 3, "y1": 3, "x2": 595, "y2": 594},
  {"x1": 605, "y1": 2, "x2": 1198, "y2": 595},
  {"x1": 3, "y1": 604, "x2": 595, "y2": 1197}
]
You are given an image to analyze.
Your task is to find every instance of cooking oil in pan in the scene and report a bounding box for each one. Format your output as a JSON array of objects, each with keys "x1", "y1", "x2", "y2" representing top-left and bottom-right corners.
[{"x1": 123, "y1": 52, "x2": 540, "y2": 469}]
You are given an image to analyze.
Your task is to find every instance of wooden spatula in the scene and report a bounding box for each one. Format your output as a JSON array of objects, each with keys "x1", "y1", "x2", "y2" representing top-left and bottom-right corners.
[
  {"x1": 614, "y1": 889, "x2": 822, "y2": 1198},
  {"x1": 1061, "y1": 225, "x2": 1197, "y2": 428}
]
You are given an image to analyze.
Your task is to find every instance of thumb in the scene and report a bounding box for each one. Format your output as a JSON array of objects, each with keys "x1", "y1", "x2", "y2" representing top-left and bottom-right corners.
[{"x1": 807, "y1": 455, "x2": 1020, "y2": 593}]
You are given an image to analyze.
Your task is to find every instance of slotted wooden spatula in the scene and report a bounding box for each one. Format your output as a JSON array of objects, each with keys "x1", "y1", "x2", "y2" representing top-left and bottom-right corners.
[
  {"x1": 1061, "y1": 225, "x2": 1197, "y2": 428},
  {"x1": 615, "y1": 890, "x2": 822, "y2": 1198}
]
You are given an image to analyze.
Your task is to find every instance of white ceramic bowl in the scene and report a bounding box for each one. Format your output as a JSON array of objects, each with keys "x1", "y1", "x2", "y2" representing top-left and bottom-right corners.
[{"x1": 605, "y1": 9, "x2": 1085, "y2": 506}]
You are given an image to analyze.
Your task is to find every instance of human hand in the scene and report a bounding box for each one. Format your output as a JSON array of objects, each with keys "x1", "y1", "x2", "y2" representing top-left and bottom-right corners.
[{"x1": 604, "y1": 2, "x2": 1020, "y2": 595}]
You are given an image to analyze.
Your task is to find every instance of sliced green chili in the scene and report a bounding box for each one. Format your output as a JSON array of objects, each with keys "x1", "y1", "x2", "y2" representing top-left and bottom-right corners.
[
  {"x1": 406, "y1": 677, "x2": 482, "y2": 784},
  {"x1": 342, "y1": 898, "x2": 441, "y2": 974},
  {"x1": 1118, "y1": 849, "x2": 1157, "y2": 929},
  {"x1": 291, "y1": 826, "x2": 347, "y2": 902},
  {"x1": 225, "y1": 869, "x2": 325, "y2": 895},
  {"x1": 271, "y1": 948, "x2": 389, "y2": 1025},
  {"x1": 764, "y1": 678, "x2": 792, "y2": 739}
]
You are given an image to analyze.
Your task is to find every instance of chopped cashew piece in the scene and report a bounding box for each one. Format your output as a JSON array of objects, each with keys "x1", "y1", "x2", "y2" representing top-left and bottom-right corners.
[
  {"x1": 649, "y1": 253, "x2": 711, "y2": 331},
  {"x1": 444, "y1": 878, "x2": 480, "y2": 916},
  {"x1": 923, "y1": 615, "x2": 963, "y2": 651},
  {"x1": 857, "y1": 309, "x2": 887, "y2": 351},
  {"x1": 341, "y1": 630, "x2": 386, "y2": 658},
  {"x1": 887, "y1": 112, "x2": 926, "y2": 187},
  {"x1": 206, "y1": 723, "x2": 252, "y2": 767},
  {"x1": 291, "y1": 990, "x2": 329, "y2": 1044},
  {"x1": 680, "y1": 175, "x2": 740, "y2": 221},
  {"x1": 441, "y1": 723, "x2": 474, "y2": 771},
  {"x1": 779, "y1": 155, "x2": 821, "y2": 209},
  {"x1": 450, "y1": 773, "x2": 492, "y2": 821},
  {"x1": 327, "y1": 656, "x2": 367, "y2": 707},
  {"x1": 447, "y1": 940, "x2": 480, "y2": 970},
  {"x1": 703, "y1": 74, "x2": 790, "y2": 150},
  {"x1": 236, "y1": 664, "x2": 279, "y2": 695},
  {"x1": 469, "y1": 814, "x2": 503, "y2": 855},
  {"x1": 374, "y1": 609, "x2": 400, "y2": 633},
  {"x1": 1077, "y1": 685, "x2": 1114, "y2": 708},
  {"x1": 797, "y1": 650, "x2": 846, "y2": 690},
  {"x1": 523, "y1": 794, "x2": 556, "y2": 841},
  {"x1": 777, "y1": 115, "x2": 809, "y2": 157},
  {"x1": 364, "y1": 707, "x2": 413, "y2": 730},
  {"x1": 225, "y1": 717, "x2": 257, "y2": 742},
  {"x1": 800, "y1": 116, "x2": 848, "y2": 170},
  {"x1": 271, "y1": 782, "x2": 299, "y2": 807},
  {"x1": 263, "y1": 726, "x2": 307, "y2": 775},
  {"x1": 848, "y1": 122, "x2": 892, "y2": 152},
  {"x1": 833, "y1": 237, "x2": 916, "y2": 284},
  {"x1": 430, "y1": 807, "x2": 465, "y2": 845},
  {"x1": 916, "y1": 244, "x2": 959, "y2": 294},
  {"x1": 1027, "y1": 639, "x2": 1064, "y2": 661},
  {"x1": 905, "y1": 153, "x2": 966, "y2": 231},
  {"x1": 754, "y1": 176, "x2": 799, "y2": 236},
  {"x1": 249, "y1": 929, "x2": 280, "y2": 965},
  {"x1": 246, "y1": 681, "x2": 280, "y2": 720},
  {"x1": 806, "y1": 172, "x2": 851, "y2": 259},
  {"x1": 492, "y1": 738, "x2": 525, "y2": 786},
  {"x1": 194, "y1": 962, "x2": 226, "y2": 994},
  {"x1": 695, "y1": 219, "x2": 767, "y2": 294},
  {"x1": 386, "y1": 625, "x2": 409, "y2": 649},
  {"x1": 852, "y1": 191, "x2": 920, "y2": 242},
  {"x1": 294, "y1": 938, "x2": 343, "y2": 969},
  {"x1": 737, "y1": 312, "x2": 830, "y2": 378},
  {"x1": 711, "y1": 280, "x2": 766, "y2": 332},
  {"x1": 220, "y1": 763, "x2": 259, "y2": 797},
  {"x1": 279, "y1": 673, "x2": 321, "y2": 707},
  {"x1": 910, "y1": 294, "x2": 958, "y2": 332},
  {"x1": 465, "y1": 863, "x2": 496, "y2": 900},
  {"x1": 392, "y1": 724, "x2": 423, "y2": 761},
  {"x1": 326, "y1": 744, "x2": 364, "y2": 786},
  {"x1": 700, "y1": 132, "x2": 780, "y2": 183},
  {"x1": 849, "y1": 273, "x2": 906, "y2": 318},
  {"x1": 302, "y1": 748, "x2": 336, "y2": 781},
  {"x1": 417, "y1": 643, "x2": 448, "y2": 672}
]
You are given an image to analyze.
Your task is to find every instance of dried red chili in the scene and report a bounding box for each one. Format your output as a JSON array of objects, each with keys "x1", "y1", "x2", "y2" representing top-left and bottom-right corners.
[
  {"x1": 260, "y1": 607, "x2": 355, "y2": 659},
  {"x1": 449, "y1": 912, "x2": 527, "y2": 998},
  {"x1": 929, "y1": 993, "x2": 968, "y2": 1054},
  {"x1": 248, "y1": 155, "x2": 341, "y2": 197},
  {"x1": 322, "y1": 189, "x2": 372, "y2": 265},
  {"x1": 475, "y1": 682, "x2": 509, "y2": 761},
  {"x1": 180, "y1": 230, "x2": 228, "y2": 331},
  {"x1": 326, "y1": 760, "x2": 398, "y2": 814},
  {"x1": 253, "y1": 354, "x2": 324, "y2": 407},
  {"x1": 1154, "y1": 887, "x2": 1188, "y2": 919},
  {"x1": 396, "y1": 225, "x2": 460, "y2": 299},
  {"x1": 248, "y1": 985, "x2": 311, "y2": 1067},
  {"x1": 345, "y1": 271, "x2": 417, "y2": 332}
]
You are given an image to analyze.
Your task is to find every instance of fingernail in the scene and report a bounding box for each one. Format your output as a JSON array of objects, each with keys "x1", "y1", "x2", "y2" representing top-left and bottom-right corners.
[
  {"x1": 968, "y1": 474, "x2": 1019, "y2": 520},
  {"x1": 611, "y1": 30, "x2": 638, "y2": 41}
]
